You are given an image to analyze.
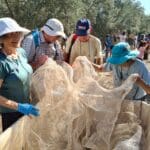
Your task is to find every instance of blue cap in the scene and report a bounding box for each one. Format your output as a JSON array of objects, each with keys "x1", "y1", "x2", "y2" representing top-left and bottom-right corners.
[
  {"x1": 76, "y1": 19, "x2": 91, "y2": 36},
  {"x1": 107, "y1": 42, "x2": 139, "y2": 64}
]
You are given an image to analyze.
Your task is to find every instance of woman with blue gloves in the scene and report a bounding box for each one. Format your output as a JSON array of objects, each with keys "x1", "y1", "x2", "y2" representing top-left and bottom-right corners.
[{"x1": 0, "y1": 17, "x2": 39, "y2": 131}]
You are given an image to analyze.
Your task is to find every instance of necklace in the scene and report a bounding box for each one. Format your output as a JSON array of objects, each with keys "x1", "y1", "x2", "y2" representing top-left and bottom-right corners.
[
  {"x1": 7, "y1": 53, "x2": 18, "y2": 60},
  {"x1": 79, "y1": 40, "x2": 91, "y2": 58},
  {"x1": 2, "y1": 49, "x2": 18, "y2": 59}
]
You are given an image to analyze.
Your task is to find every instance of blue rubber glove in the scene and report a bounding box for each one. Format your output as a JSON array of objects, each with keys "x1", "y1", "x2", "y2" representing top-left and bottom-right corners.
[{"x1": 17, "y1": 103, "x2": 40, "y2": 116}]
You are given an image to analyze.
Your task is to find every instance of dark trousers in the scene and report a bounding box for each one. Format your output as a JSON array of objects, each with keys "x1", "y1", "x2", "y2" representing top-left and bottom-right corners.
[{"x1": 1, "y1": 112, "x2": 23, "y2": 131}]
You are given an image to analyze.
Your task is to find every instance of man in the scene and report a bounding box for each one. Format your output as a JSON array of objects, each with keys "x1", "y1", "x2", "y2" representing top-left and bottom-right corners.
[
  {"x1": 22, "y1": 18, "x2": 66, "y2": 70},
  {"x1": 65, "y1": 18, "x2": 103, "y2": 65},
  {"x1": 93, "y1": 42, "x2": 150, "y2": 100}
]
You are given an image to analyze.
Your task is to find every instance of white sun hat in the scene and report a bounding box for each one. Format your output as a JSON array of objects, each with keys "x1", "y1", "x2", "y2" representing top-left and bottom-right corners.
[
  {"x1": 0, "y1": 17, "x2": 30, "y2": 37},
  {"x1": 41, "y1": 18, "x2": 66, "y2": 38}
]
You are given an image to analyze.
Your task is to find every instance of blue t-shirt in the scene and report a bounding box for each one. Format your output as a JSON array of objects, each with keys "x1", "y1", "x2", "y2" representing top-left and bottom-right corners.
[
  {"x1": 0, "y1": 48, "x2": 33, "y2": 113},
  {"x1": 104, "y1": 59, "x2": 150, "y2": 100}
]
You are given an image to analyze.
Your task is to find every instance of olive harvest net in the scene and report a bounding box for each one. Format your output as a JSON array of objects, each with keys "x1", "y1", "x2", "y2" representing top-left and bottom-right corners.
[{"x1": 0, "y1": 56, "x2": 150, "y2": 150}]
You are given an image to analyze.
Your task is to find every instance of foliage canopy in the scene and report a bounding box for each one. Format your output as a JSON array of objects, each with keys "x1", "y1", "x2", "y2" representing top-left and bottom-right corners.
[{"x1": 0, "y1": 0, "x2": 149, "y2": 39}]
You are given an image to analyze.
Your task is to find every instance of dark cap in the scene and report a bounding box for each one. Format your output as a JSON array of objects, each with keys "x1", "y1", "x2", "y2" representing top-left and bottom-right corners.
[{"x1": 76, "y1": 18, "x2": 91, "y2": 36}]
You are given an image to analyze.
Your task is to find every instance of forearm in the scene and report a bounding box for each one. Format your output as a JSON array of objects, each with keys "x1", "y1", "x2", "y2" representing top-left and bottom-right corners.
[
  {"x1": 92, "y1": 63, "x2": 105, "y2": 72},
  {"x1": 95, "y1": 57, "x2": 103, "y2": 65},
  {"x1": 0, "y1": 96, "x2": 18, "y2": 110},
  {"x1": 136, "y1": 77, "x2": 150, "y2": 94}
]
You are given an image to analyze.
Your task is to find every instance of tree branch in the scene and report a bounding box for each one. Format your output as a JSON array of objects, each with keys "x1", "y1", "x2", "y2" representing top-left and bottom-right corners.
[{"x1": 4, "y1": 0, "x2": 14, "y2": 18}]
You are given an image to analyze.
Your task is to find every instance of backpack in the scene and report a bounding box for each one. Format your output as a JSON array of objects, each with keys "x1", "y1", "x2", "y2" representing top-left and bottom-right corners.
[
  {"x1": 22, "y1": 28, "x2": 40, "y2": 48},
  {"x1": 31, "y1": 28, "x2": 40, "y2": 48},
  {"x1": 65, "y1": 34, "x2": 77, "y2": 63}
]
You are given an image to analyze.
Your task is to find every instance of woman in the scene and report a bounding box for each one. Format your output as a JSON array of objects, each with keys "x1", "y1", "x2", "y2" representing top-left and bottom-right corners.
[
  {"x1": 0, "y1": 17, "x2": 39, "y2": 131},
  {"x1": 93, "y1": 42, "x2": 150, "y2": 100}
]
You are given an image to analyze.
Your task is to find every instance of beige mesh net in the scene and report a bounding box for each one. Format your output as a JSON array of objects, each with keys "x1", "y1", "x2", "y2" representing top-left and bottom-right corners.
[{"x1": 0, "y1": 56, "x2": 150, "y2": 150}]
